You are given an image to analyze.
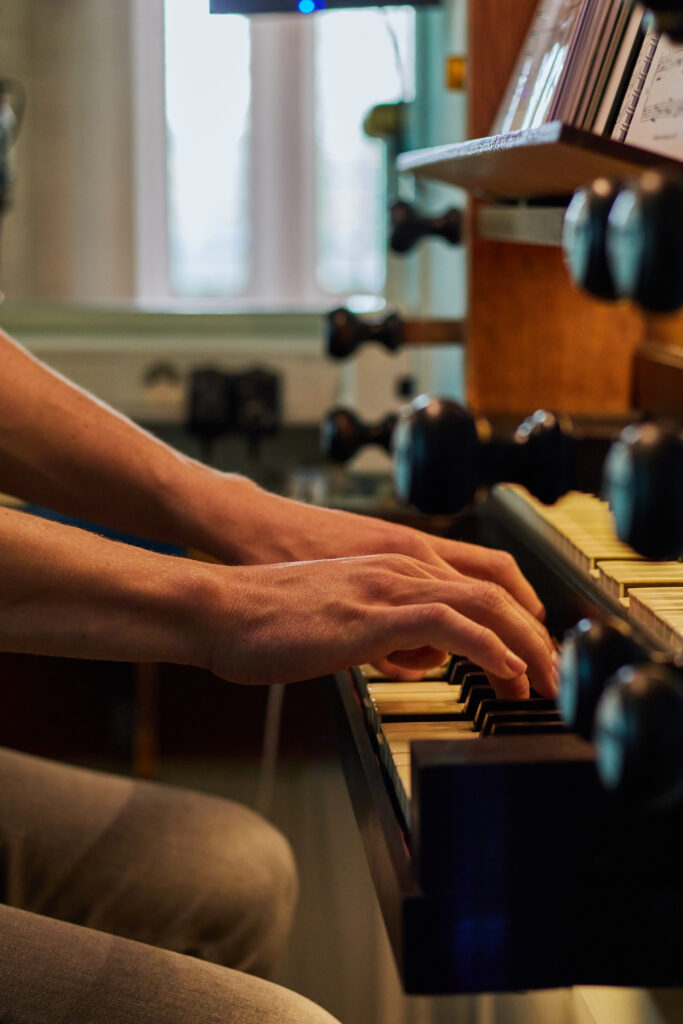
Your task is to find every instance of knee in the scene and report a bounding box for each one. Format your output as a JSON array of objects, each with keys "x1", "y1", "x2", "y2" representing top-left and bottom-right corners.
[
  {"x1": 230, "y1": 812, "x2": 299, "y2": 974},
  {"x1": 184, "y1": 797, "x2": 299, "y2": 976}
]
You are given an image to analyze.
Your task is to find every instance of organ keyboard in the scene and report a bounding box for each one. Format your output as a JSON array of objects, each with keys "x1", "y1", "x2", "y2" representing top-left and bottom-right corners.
[{"x1": 332, "y1": 486, "x2": 683, "y2": 995}]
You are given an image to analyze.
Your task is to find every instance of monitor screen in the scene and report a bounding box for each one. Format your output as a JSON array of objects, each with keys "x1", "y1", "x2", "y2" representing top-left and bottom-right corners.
[{"x1": 210, "y1": 1, "x2": 439, "y2": 12}]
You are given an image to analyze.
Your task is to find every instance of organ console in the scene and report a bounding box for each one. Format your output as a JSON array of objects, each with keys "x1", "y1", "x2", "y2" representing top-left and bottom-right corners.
[
  {"x1": 328, "y1": 0, "x2": 683, "y2": 999},
  {"x1": 325, "y1": 308, "x2": 464, "y2": 359},
  {"x1": 332, "y1": 483, "x2": 683, "y2": 994},
  {"x1": 389, "y1": 200, "x2": 463, "y2": 254}
]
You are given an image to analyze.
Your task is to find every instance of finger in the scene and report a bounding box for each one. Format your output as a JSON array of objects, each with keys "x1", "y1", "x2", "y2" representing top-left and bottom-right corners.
[
  {"x1": 381, "y1": 647, "x2": 450, "y2": 672},
  {"x1": 433, "y1": 539, "x2": 546, "y2": 622},
  {"x1": 432, "y1": 580, "x2": 557, "y2": 697},
  {"x1": 487, "y1": 672, "x2": 530, "y2": 700},
  {"x1": 371, "y1": 657, "x2": 430, "y2": 681},
  {"x1": 423, "y1": 558, "x2": 554, "y2": 657},
  {"x1": 384, "y1": 604, "x2": 528, "y2": 682}
]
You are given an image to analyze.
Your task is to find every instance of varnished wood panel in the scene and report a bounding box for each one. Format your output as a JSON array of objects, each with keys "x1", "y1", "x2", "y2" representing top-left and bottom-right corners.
[
  {"x1": 468, "y1": 0, "x2": 538, "y2": 141},
  {"x1": 464, "y1": 0, "x2": 644, "y2": 415},
  {"x1": 466, "y1": 241, "x2": 642, "y2": 414}
]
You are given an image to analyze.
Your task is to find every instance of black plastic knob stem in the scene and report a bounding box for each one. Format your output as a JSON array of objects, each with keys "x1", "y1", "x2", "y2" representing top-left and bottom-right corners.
[
  {"x1": 606, "y1": 173, "x2": 683, "y2": 314},
  {"x1": 603, "y1": 421, "x2": 683, "y2": 561},
  {"x1": 321, "y1": 407, "x2": 398, "y2": 463},
  {"x1": 558, "y1": 618, "x2": 645, "y2": 739},
  {"x1": 594, "y1": 663, "x2": 683, "y2": 807},
  {"x1": 389, "y1": 200, "x2": 463, "y2": 254},
  {"x1": 563, "y1": 179, "x2": 622, "y2": 301},
  {"x1": 326, "y1": 308, "x2": 404, "y2": 360},
  {"x1": 391, "y1": 396, "x2": 605, "y2": 515}
]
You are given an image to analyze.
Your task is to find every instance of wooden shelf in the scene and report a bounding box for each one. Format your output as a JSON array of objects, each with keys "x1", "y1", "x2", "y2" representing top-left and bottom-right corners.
[{"x1": 397, "y1": 122, "x2": 683, "y2": 200}]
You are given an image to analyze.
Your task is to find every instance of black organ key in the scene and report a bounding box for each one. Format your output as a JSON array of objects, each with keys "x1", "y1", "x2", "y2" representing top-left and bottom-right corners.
[
  {"x1": 447, "y1": 659, "x2": 481, "y2": 686},
  {"x1": 458, "y1": 670, "x2": 489, "y2": 702},
  {"x1": 462, "y1": 684, "x2": 496, "y2": 719},
  {"x1": 490, "y1": 721, "x2": 568, "y2": 736},
  {"x1": 480, "y1": 710, "x2": 563, "y2": 737},
  {"x1": 472, "y1": 697, "x2": 557, "y2": 733}
]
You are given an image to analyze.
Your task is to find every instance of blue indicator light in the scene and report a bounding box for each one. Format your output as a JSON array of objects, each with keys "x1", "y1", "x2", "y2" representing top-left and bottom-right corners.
[{"x1": 298, "y1": 0, "x2": 315, "y2": 11}]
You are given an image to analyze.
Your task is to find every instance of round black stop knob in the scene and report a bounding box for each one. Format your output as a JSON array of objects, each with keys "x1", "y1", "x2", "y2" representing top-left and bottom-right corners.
[
  {"x1": 321, "y1": 407, "x2": 397, "y2": 463},
  {"x1": 325, "y1": 308, "x2": 403, "y2": 360},
  {"x1": 607, "y1": 172, "x2": 683, "y2": 313},
  {"x1": 392, "y1": 396, "x2": 479, "y2": 514},
  {"x1": 389, "y1": 201, "x2": 463, "y2": 254},
  {"x1": 392, "y1": 397, "x2": 581, "y2": 515},
  {"x1": 644, "y1": 2, "x2": 683, "y2": 40},
  {"x1": 563, "y1": 178, "x2": 622, "y2": 301},
  {"x1": 558, "y1": 618, "x2": 645, "y2": 738},
  {"x1": 594, "y1": 663, "x2": 683, "y2": 806},
  {"x1": 603, "y1": 421, "x2": 683, "y2": 561}
]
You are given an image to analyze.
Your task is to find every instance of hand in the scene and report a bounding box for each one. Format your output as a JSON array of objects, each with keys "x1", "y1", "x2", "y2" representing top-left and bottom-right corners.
[
  {"x1": 195, "y1": 552, "x2": 557, "y2": 699},
  {"x1": 194, "y1": 478, "x2": 546, "y2": 624}
]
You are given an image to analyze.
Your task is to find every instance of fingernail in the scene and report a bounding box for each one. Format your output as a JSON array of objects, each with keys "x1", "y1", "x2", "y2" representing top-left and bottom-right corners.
[{"x1": 505, "y1": 650, "x2": 527, "y2": 676}]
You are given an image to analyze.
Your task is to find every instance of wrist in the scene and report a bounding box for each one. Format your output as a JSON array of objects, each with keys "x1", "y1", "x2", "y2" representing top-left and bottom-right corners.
[{"x1": 165, "y1": 461, "x2": 294, "y2": 565}]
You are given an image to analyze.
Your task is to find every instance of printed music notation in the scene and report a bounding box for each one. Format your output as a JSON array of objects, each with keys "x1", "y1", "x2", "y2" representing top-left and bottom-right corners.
[
  {"x1": 626, "y1": 35, "x2": 683, "y2": 159},
  {"x1": 640, "y1": 49, "x2": 683, "y2": 122}
]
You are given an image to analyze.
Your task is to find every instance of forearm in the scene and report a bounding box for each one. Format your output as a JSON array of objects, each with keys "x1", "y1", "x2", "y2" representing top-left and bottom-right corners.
[
  {"x1": 0, "y1": 505, "x2": 210, "y2": 665},
  {"x1": 0, "y1": 328, "x2": 261, "y2": 555}
]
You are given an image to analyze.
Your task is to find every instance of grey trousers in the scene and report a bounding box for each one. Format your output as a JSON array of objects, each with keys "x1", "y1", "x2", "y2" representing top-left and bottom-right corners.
[{"x1": 0, "y1": 747, "x2": 340, "y2": 1024}]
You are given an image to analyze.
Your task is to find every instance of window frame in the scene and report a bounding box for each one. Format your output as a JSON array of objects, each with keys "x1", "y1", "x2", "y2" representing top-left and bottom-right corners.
[{"x1": 132, "y1": 1, "x2": 382, "y2": 311}]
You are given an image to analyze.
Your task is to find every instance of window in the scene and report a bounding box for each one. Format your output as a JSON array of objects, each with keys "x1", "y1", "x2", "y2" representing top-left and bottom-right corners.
[{"x1": 160, "y1": 2, "x2": 415, "y2": 308}]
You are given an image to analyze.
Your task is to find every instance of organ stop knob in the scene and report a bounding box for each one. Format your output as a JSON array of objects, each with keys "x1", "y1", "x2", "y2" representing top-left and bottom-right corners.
[
  {"x1": 558, "y1": 618, "x2": 645, "y2": 739},
  {"x1": 325, "y1": 308, "x2": 463, "y2": 360},
  {"x1": 603, "y1": 421, "x2": 683, "y2": 561},
  {"x1": 594, "y1": 663, "x2": 683, "y2": 806},
  {"x1": 321, "y1": 407, "x2": 397, "y2": 463},
  {"x1": 389, "y1": 200, "x2": 463, "y2": 254},
  {"x1": 563, "y1": 178, "x2": 622, "y2": 301},
  {"x1": 606, "y1": 172, "x2": 683, "y2": 314},
  {"x1": 392, "y1": 396, "x2": 607, "y2": 515},
  {"x1": 636, "y1": 1, "x2": 683, "y2": 40}
]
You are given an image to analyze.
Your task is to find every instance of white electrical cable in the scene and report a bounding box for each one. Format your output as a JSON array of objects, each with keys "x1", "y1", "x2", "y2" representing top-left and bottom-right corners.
[{"x1": 256, "y1": 683, "x2": 286, "y2": 817}]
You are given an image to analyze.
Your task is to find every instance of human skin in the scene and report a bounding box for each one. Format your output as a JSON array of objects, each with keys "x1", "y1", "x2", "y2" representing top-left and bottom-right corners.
[{"x1": 0, "y1": 329, "x2": 556, "y2": 697}]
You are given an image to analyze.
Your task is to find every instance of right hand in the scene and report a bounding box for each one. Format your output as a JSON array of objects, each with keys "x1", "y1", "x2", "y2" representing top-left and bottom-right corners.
[{"x1": 194, "y1": 552, "x2": 557, "y2": 698}]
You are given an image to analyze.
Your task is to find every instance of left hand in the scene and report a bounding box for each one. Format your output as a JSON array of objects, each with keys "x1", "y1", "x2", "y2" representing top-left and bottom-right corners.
[{"x1": 191, "y1": 477, "x2": 549, "y2": 683}]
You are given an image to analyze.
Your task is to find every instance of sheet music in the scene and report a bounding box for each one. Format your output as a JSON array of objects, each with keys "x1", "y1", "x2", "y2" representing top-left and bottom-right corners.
[{"x1": 625, "y1": 35, "x2": 683, "y2": 158}]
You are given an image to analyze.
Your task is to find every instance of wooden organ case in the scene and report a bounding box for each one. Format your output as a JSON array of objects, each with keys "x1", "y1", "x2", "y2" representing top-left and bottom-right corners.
[{"x1": 331, "y1": 0, "x2": 683, "y2": 998}]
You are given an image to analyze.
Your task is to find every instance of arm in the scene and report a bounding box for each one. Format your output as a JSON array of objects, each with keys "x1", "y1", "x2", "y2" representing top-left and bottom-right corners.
[
  {"x1": 0, "y1": 505, "x2": 543, "y2": 693},
  {"x1": 0, "y1": 327, "x2": 555, "y2": 694},
  {"x1": 0, "y1": 328, "x2": 545, "y2": 615}
]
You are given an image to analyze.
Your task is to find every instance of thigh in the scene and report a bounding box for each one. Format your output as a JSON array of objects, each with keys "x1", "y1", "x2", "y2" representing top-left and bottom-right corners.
[
  {"x1": 0, "y1": 747, "x2": 297, "y2": 974},
  {"x1": 0, "y1": 904, "x2": 340, "y2": 1024}
]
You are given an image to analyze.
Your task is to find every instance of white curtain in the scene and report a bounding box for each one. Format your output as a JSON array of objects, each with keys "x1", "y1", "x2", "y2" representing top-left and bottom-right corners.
[{"x1": 0, "y1": 0, "x2": 135, "y2": 301}]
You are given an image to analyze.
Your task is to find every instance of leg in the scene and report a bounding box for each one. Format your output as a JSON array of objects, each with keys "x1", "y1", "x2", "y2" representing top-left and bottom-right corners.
[
  {"x1": 0, "y1": 746, "x2": 297, "y2": 975},
  {"x1": 0, "y1": 904, "x2": 341, "y2": 1024}
]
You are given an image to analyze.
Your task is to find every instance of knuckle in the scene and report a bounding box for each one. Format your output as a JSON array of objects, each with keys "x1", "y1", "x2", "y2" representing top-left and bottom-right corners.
[
  {"x1": 470, "y1": 621, "x2": 496, "y2": 654},
  {"x1": 473, "y1": 579, "x2": 506, "y2": 609},
  {"x1": 492, "y1": 549, "x2": 518, "y2": 574},
  {"x1": 415, "y1": 602, "x2": 449, "y2": 630},
  {"x1": 382, "y1": 552, "x2": 425, "y2": 577}
]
